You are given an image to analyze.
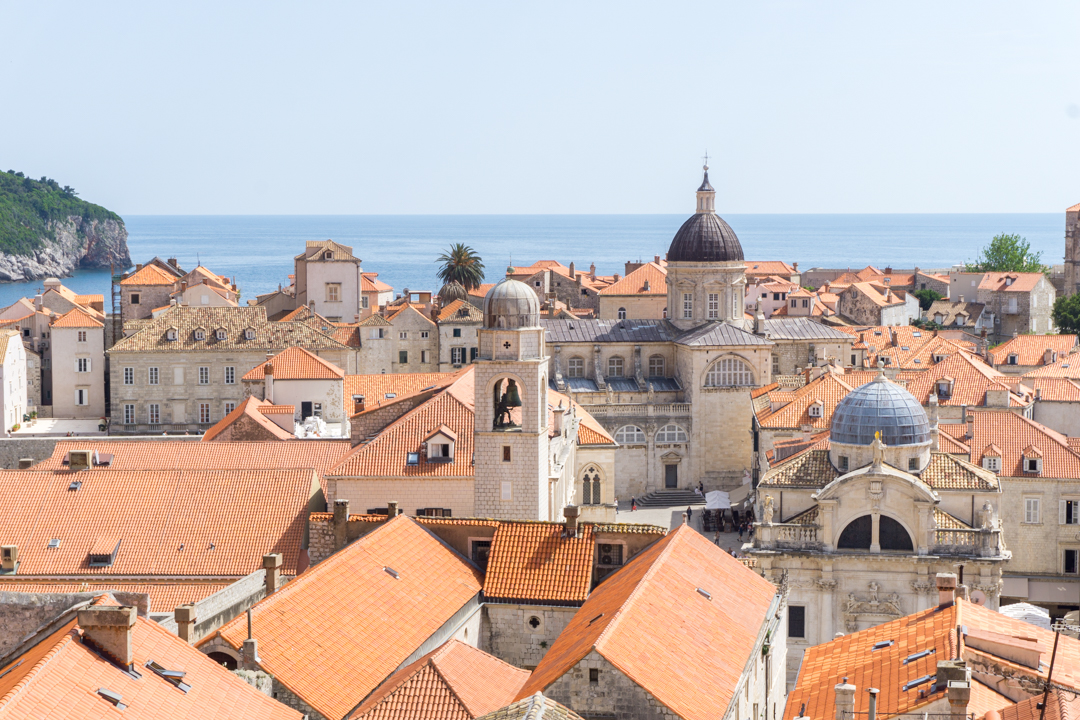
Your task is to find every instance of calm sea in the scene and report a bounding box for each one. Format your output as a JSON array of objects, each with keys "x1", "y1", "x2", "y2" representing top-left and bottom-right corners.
[{"x1": 2, "y1": 213, "x2": 1064, "y2": 310}]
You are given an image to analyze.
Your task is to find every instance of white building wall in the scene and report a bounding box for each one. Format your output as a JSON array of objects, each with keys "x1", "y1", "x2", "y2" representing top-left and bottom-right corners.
[
  {"x1": 50, "y1": 325, "x2": 105, "y2": 419},
  {"x1": 0, "y1": 335, "x2": 27, "y2": 431}
]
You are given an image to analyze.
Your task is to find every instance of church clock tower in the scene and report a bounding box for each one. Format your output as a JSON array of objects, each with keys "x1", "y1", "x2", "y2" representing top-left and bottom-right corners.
[{"x1": 473, "y1": 270, "x2": 553, "y2": 520}]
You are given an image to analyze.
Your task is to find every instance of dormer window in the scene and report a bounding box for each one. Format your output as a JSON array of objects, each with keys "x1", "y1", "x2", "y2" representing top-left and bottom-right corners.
[
  {"x1": 1005, "y1": 276, "x2": 1014, "y2": 286},
  {"x1": 983, "y1": 457, "x2": 1001, "y2": 472},
  {"x1": 808, "y1": 401, "x2": 823, "y2": 418},
  {"x1": 1026, "y1": 457, "x2": 1042, "y2": 474},
  {"x1": 936, "y1": 379, "x2": 952, "y2": 400},
  {"x1": 1008, "y1": 354, "x2": 1018, "y2": 365},
  {"x1": 193, "y1": 328, "x2": 206, "y2": 341},
  {"x1": 955, "y1": 313, "x2": 966, "y2": 326},
  {"x1": 165, "y1": 327, "x2": 178, "y2": 341},
  {"x1": 933, "y1": 313, "x2": 945, "y2": 324},
  {"x1": 424, "y1": 425, "x2": 457, "y2": 462},
  {"x1": 215, "y1": 328, "x2": 226, "y2": 340},
  {"x1": 243, "y1": 327, "x2": 256, "y2": 340},
  {"x1": 324, "y1": 251, "x2": 333, "y2": 260},
  {"x1": 933, "y1": 354, "x2": 945, "y2": 363}
]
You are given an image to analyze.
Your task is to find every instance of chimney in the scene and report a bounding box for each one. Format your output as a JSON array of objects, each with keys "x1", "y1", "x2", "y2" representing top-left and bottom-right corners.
[
  {"x1": 333, "y1": 499, "x2": 350, "y2": 551},
  {"x1": 17, "y1": 458, "x2": 32, "y2": 470},
  {"x1": 569, "y1": 261, "x2": 576, "y2": 279},
  {"x1": 353, "y1": 395, "x2": 365, "y2": 414},
  {"x1": 612, "y1": 273, "x2": 620, "y2": 282},
  {"x1": 965, "y1": 409, "x2": 973, "y2": 439},
  {"x1": 654, "y1": 255, "x2": 661, "y2": 263},
  {"x1": 174, "y1": 604, "x2": 196, "y2": 644},
  {"x1": 168, "y1": 257, "x2": 178, "y2": 269},
  {"x1": 936, "y1": 573, "x2": 957, "y2": 607},
  {"x1": 563, "y1": 505, "x2": 580, "y2": 538},
  {"x1": 589, "y1": 263, "x2": 596, "y2": 277},
  {"x1": 834, "y1": 678, "x2": 856, "y2": 720},
  {"x1": 33, "y1": 294, "x2": 42, "y2": 312},
  {"x1": 936, "y1": 660, "x2": 971, "y2": 720},
  {"x1": 263, "y1": 553, "x2": 282, "y2": 595},
  {"x1": 241, "y1": 609, "x2": 259, "y2": 670},
  {"x1": 264, "y1": 362, "x2": 274, "y2": 403},
  {"x1": 1035, "y1": 388, "x2": 1042, "y2": 401},
  {"x1": 387, "y1": 501, "x2": 400, "y2": 518},
  {"x1": 136, "y1": 263, "x2": 143, "y2": 272},
  {"x1": 181, "y1": 280, "x2": 187, "y2": 292},
  {"x1": 867, "y1": 688, "x2": 879, "y2": 720},
  {"x1": 78, "y1": 606, "x2": 137, "y2": 669}
]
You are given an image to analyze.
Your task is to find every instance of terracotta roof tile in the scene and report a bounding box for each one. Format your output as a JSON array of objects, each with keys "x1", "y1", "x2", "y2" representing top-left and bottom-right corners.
[
  {"x1": 968, "y1": 410, "x2": 1080, "y2": 477},
  {"x1": 344, "y1": 373, "x2": 458, "y2": 407},
  {"x1": 0, "y1": 468, "x2": 316, "y2": 576},
  {"x1": 1022, "y1": 377, "x2": 1080, "y2": 401},
  {"x1": 905, "y1": 352, "x2": 1029, "y2": 407},
  {"x1": 243, "y1": 345, "x2": 345, "y2": 380},
  {"x1": 119, "y1": 263, "x2": 176, "y2": 286},
  {"x1": 349, "y1": 640, "x2": 529, "y2": 720},
  {"x1": 1023, "y1": 352, "x2": 1080, "y2": 378},
  {"x1": 517, "y1": 525, "x2": 776, "y2": 720},
  {"x1": 991, "y1": 335, "x2": 1077, "y2": 366},
  {"x1": 437, "y1": 299, "x2": 483, "y2": 323},
  {"x1": 0, "y1": 580, "x2": 230, "y2": 613},
  {"x1": 484, "y1": 523, "x2": 595, "y2": 605},
  {"x1": 50, "y1": 307, "x2": 104, "y2": 329},
  {"x1": 979, "y1": 272, "x2": 1045, "y2": 293},
  {"x1": 0, "y1": 597, "x2": 301, "y2": 719},
  {"x1": 475, "y1": 694, "x2": 584, "y2": 720},
  {"x1": 745, "y1": 261, "x2": 795, "y2": 277},
  {"x1": 201, "y1": 396, "x2": 296, "y2": 441},
  {"x1": 204, "y1": 515, "x2": 483, "y2": 720},
  {"x1": 758, "y1": 372, "x2": 856, "y2": 430},
  {"x1": 598, "y1": 262, "x2": 667, "y2": 296}
]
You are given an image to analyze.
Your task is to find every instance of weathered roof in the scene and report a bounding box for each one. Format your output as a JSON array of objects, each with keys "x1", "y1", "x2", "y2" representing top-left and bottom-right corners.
[
  {"x1": 926, "y1": 299, "x2": 985, "y2": 327},
  {"x1": 517, "y1": 525, "x2": 776, "y2": 720},
  {"x1": 204, "y1": 515, "x2": 484, "y2": 720},
  {"x1": 201, "y1": 396, "x2": 297, "y2": 441},
  {"x1": 543, "y1": 318, "x2": 674, "y2": 344},
  {"x1": 758, "y1": 317, "x2": 854, "y2": 341},
  {"x1": 667, "y1": 212, "x2": 744, "y2": 263},
  {"x1": 0, "y1": 580, "x2": 230, "y2": 614},
  {"x1": 0, "y1": 596, "x2": 301, "y2": 719},
  {"x1": 120, "y1": 263, "x2": 176, "y2": 286},
  {"x1": 436, "y1": 299, "x2": 484, "y2": 323},
  {"x1": 675, "y1": 321, "x2": 772, "y2": 347},
  {"x1": 243, "y1": 346, "x2": 345, "y2": 380},
  {"x1": 991, "y1": 334, "x2": 1077, "y2": 366},
  {"x1": 484, "y1": 523, "x2": 595, "y2": 605},
  {"x1": 476, "y1": 694, "x2": 583, "y2": 720}
]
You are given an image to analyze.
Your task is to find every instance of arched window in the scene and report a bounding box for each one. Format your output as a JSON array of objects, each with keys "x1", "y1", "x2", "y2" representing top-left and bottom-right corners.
[
  {"x1": 656, "y1": 424, "x2": 688, "y2": 443},
  {"x1": 614, "y1": 425, "x2": 646, "y2": 444},
  {"x1": 607, "y1": 356, "x2": 624, "y2": 378},
  {"x1": 837, "y1": 515, "x2": 913, "y2": 552},
  {"x1": 567, "y1": 356, "x2": 584, "y2": 378},
  {"x1": 648, "y1": 355, "x2": 665, "y2": 377},
  {"x1": 705, "y1": 357, "x2": 754, "y2": 387},
  {"x1": 617, "y1": 307, "x2": 626, "y2": 320},
  {"x1": 582, "y1": 466, "x2": 601, "y2": 505}
]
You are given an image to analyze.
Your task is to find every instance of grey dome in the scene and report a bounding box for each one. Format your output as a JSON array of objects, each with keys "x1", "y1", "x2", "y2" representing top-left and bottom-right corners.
[
  {"x1": 483, "y1": 276, "x2": 540, "y2": 329},
  {"x1": 831, "y1": 373, "x2": 931, "y2": 446},
  {"x1": 667, "y1": 213, "x2": 744, "y2": 263},
  {"x1": 438, "y1": 280, "x2": 469, "y2": 305}
]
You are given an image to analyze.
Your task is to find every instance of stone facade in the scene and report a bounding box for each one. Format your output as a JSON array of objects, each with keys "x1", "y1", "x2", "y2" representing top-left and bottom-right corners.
[
  {"x1": 481, "y1": 604, "x2": 578, "y2": 670},
  {"x1": 1064, "y1": 202, "x2": 1080, "y2": 297},
  {"x1": 326, "y1": 477, "x2": 476, "y2": 516},
  {"x1": 597, "y1": 294, "x2": 666, "y2": 320},
  {"x1": 50, "y1": 322, "x2": 105, "y2": 418},
  {"x1": 0, "y1": 330, "x2": 27, "y2": 431},
  {"x1": 388, "y1": 306, "x2": 439, "y2": 373}
]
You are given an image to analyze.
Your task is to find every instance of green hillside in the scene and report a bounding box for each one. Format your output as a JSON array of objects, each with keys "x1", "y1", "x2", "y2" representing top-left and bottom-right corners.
[{"x1": 0, "y1": 170, "x2": 123, "y2": 255}]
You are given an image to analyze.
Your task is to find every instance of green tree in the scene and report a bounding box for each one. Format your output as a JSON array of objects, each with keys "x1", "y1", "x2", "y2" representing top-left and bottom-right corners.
[
  {"x1": 913, "y1": 288, "x2": 943, "y2": 312},
  {"x1": 965, "y1": 233, "x2": 1046, "y2": 273},
  {"x1": 1052, "y1": 294, "x2": 1080, "y2": 334},
  {"x1": 436, "y1": 243, "x2": 485, "y2": 291}
]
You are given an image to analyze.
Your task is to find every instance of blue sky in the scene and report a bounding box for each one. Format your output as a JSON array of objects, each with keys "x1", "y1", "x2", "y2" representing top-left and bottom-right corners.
[{"x1": 3, "y1": 2, "x2": 1078, "y2": 215}]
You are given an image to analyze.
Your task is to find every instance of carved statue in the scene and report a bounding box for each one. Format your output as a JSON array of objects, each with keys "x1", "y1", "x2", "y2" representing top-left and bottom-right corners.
[
  {"x1": 762, "y1": 494, "x2": 775, "y2": 524},
  {"x1": 868, "y1": 581, "x2": 880, "y2": 603},
  {"x1": 980, "y1": 500, "x2": 995, "y2": 530},
  {"x1": 871, "y1": 431, "x2": 886, "y2": 468},
  {"x1": 647, "y1": 382, "x2": 655, "y2": 404}
]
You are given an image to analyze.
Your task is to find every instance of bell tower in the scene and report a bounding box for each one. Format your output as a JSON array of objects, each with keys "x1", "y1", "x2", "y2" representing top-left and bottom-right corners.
[{"x1": 473, "y1": 272, "x2": 552, "y2": 521}]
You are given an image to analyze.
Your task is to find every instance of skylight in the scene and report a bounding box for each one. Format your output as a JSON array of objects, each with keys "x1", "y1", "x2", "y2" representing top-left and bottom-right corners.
[
  {"x1": 146, "y1": 660, "x2": 190, "y2": 693},
  {"x1": 902, "y1": 674, "x2": 935, "y2": 691},
  {"x1": 901, "y1": 346, "x2": 909, "y2": 351},
  {"x1": 696, "y1": 588, "x2": 712, "y2": 601},
  {"x1": 872, "y1": 640, "x2": 894, "y2": 651},
  {"x1": 97, "y1": 688, "x2": 126, "y2": 710},
  {"x1": 384, "y1": 566, "x2": 400, "y2": 579},
  {"x1": 913, "y1": 331, "x2": 922, "y2": 337},
  {"x1": 47, "y1": 538, "x2": 60, "y2": 549},
  {"x1": 902, "y1": 648, "x2": 935, "y2": 664}
]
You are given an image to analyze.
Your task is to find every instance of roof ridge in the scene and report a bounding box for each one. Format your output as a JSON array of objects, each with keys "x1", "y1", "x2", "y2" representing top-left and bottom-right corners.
[
  {"x1": 427, "y1": 649, "x2": 478, "y2": 717},
  {"x1": 0, "y1": 624, "x2": 77, "y2": 708}
]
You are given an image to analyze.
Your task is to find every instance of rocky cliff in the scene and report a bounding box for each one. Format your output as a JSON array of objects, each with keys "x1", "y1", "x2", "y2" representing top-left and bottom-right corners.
[{"x1": 0, "y1": 216, "x2": 131, "y2": 282}]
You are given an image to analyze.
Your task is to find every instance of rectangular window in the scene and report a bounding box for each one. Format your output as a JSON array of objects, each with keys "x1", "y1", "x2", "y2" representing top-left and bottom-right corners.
[
  {"x1": 223, "y1": 401, "x2": 236, "y2": 416},
  {"x1": 199, "y1": 403, "x2": 211, "y2": 424},
  {"x1": 399, "y1": 350, "x2": 408, "y2": 364},
  {"x1": 502, "y1": 446, "x2": 511, "y2": 462},
  {"x1": 399, "y1": 331, "x2": 408, "y2": 340},
  {"x1": 470, "y1": 347, "x2": 479, "y2": 361},
  {"x1": 589, "y1": 669, "x2": 599, "y2": 685},
  {"x1": 453, "y1": 328, "x2": 462, "y2": 338},
  {"x1": 76, "y1": 389, "x2": 88, "y2": 406},
  {"x1": 771, "y1": 355, "x2": 780, "y2": 375},
  {"x1": 123, "y1": 404, "x2": 135, "y2": 424},
  {"x1": 326, "y1": 283, "x2": 341, "y2": 302},
  {"x1": 148, "y1": 367, "x2": 159, "y2": 385},
  {"x1": 123, "y1": 367, "x2": 134, "y2": 385},
  {"x1": 908, "y1": 458, "x2": 919, "y2": 471},
  {"x1": 313, "y1": 402, "x2": 323, "y2": 418},
  {"x1": 421, "y1": 350, "x2": 429, "y2": 363},
  {"x1": 1061, "y1": 500, "x2": 1080, "y2": 525},
  {"x1": 77, "y1": 331, "x2": 87, "y2": 342},
  {"x1": 148, "y1": 403, "x2": 160, "y2": 424},
  {"x1": 417, "y1": 507, "x2": 452, "y2": 517},
  {"x1": 421, "y1": 331, "x2": 429, "y2": 338},
  {"x1": 707, "y1": 293, "x2": 719, "y2": 319},
  {"x1": 1025, "y1": 497, "x2": 1041, "y2": 524},
  {"x1": 471, "y1": 540, "x2": 492, "y2": 569},
  {"x1": 198, "y1": 366, "x2": 209, "y2": 385},
  {"x1": 788, "y1": 606, "x2": 806, "y2": 639},
  {"x1": 839, "y1": 456, "x2": 849, "y2": 471},
  {"x1": 451, "y1": 347, "x2": 465, "y2": 364},
  {"x1": 361, "y1": 295, "x2": 369, "y2": 309},
  {"x1": 130, "y1": 293, "x2": 140, "y2": 305},
  {"x1": 224, "y1": 366, "x2": 235, "y2": 384},
  {"x1": 501, "y1": 480, "x2": 512, "y2": 500},
  {"x1": 1066, "y1": 549, "x2": 1079, "y2": 575},
  {"x1": 76, "y1": 358, "x2": 90, "y2": 373},
  {"x1": 174, "y1": 367, "x2": 184, "y2": 385},
  {"x1": 682, "y1": 292, "x2": 693, "y2": 319}
]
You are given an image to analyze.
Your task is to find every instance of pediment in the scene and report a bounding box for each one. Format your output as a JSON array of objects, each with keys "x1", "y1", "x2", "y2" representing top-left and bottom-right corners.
[{"x1": 813, "y1": 463, "x2": 938, "y2": 503}]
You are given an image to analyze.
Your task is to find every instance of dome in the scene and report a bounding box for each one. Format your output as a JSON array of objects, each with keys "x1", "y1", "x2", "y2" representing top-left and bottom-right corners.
[
  {"x1": 437, "y1": 280, "x2": 469, "y2": 305},
  {"x1": 667, "y1": 212, "x2": 744, "y2": 263},
  {"x1": 831, "y1": 373, "x2": 931, "y2": 446},
  {"x1": 483, "y1": 276, "x2": 540, "y2": 329}
]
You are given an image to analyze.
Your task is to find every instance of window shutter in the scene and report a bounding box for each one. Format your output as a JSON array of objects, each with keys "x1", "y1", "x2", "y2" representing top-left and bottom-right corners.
[
  {"x1": 1062, "y1": 500, "x2": 1068, "y2": 525},
  {"x1": 86, "y1": 358, "x2": 91, "y2": 372}
]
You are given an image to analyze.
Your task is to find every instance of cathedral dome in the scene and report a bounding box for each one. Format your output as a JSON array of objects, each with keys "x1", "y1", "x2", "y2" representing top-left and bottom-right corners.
[
  {"x1": 831, "y1": 372, "x2": 931, "y2": 447},
  {"x1": 667, "y1": 213, "x2": 744, "y2": 263},
  {"x1": 483, "y1": 274, "x2": 540, "y2": 329}
]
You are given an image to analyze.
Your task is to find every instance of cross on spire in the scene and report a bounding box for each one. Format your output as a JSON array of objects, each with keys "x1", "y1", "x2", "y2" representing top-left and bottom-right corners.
[{"x1": 702, "y1": 150, "x2": 710, "y2": 170}]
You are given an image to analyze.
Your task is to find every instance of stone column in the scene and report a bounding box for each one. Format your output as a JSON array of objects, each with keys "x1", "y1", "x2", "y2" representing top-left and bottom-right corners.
[
  {"x1": 870, "y1": 512, "x2": 881, "y2": 553},
  {"x1": 820, "y1": 501, "x2": 837, "y2": 551}
]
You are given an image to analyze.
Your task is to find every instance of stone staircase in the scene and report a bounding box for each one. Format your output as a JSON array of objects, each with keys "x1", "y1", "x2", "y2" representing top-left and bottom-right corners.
[{"x1": 634, "y1": 489, "x2": 706, "y2": 508}]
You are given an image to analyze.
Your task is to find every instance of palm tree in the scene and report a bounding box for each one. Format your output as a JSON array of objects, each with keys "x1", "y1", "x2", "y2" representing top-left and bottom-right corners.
[{"x1": 436, "y1": 243, "x2": 486, "y2": 291}]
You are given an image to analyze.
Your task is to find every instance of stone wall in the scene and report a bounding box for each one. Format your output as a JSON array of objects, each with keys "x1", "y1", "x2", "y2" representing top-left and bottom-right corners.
[
  {"x1": 156, "y1": 568, "x2": 269, "y2": 644},
  {"x1": 482, "y1": 604, "x2": 578, "y2": 669},
  {"x1": 0, "y1": 591, "x2": 149, "y2": 658},
  {"x1": 349, "y1": 389, "x2": 440, "y2": 443},
  {"x1": 542, "y1": 650, "x2": 680, "y2": 720}
]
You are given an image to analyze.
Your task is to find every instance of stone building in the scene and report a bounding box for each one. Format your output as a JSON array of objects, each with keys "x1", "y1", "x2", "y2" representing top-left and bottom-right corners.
[
  {"x1": 749, "y1": 373, "x2": 1009, "y2": 682},
  {"x1": 436, "y1": 299, "x2": 483, "y2": 371},
  {"x1": 118, "y1": 259, "x2": 185, "y2": 320},
  {"x1": 0, "y1": 328, "x2": 26, "y2": 431},
  {"x1": 242, "y1": 346, "x2": 349, "y2": 436},
  {"x1": 1064, "y1": 201, "x2": 1080, "y2": 296},
  {"x1": 386, "y1": 303, "x2": 439, "y2": 373},
  {"x1": 835, "y1": 280, "x2": 919, "y2": 326},
  {"x1": 107, "y1": 305, "x2": 355, "y2": 433},
  {"x1": 950, "y1": 270, "x2": 1056, "y2": 339},
  {"x1": 926, "y1": 299, "x2": 989, "y2": 331},
  {"x1": 989, "y1": 333, "x2": 1077, "y2": 375},
  {"x1": 596, "y1": 260, "x2": 668, "y2": 320},
  {"x1": 49, "y1": 307, "x2": 105, "y2": 419}
]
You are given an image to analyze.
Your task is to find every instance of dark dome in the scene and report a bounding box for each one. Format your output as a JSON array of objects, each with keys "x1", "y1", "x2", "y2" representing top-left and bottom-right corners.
[
  {"x1": 831, "y1": 373, "x2": 931, "y2": 447},
  {"x1": 667, "y1": 213, "x2": 744, "y2": 263}
]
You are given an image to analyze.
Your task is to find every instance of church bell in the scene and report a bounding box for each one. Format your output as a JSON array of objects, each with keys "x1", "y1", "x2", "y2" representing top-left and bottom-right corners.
[{"x1": 502, "y1": 379, "x2": 523, "y2": 408}]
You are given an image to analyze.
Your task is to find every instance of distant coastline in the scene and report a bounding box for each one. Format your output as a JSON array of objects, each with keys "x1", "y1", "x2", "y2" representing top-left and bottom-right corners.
[{"x1": 0, "y1": 213, "x2": 1061, "y2": 310}]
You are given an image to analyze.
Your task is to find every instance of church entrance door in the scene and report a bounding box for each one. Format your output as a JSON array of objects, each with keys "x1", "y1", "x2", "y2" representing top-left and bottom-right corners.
[{"x1": 664, "y1": 464, "x2": 678, "y2": 489}]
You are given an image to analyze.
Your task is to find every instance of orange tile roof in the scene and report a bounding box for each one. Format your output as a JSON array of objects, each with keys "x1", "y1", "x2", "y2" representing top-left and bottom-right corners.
[
  {"x1": 331, "y1": 371, "x2": 475, "y2": 478},
  {"x1": 242, "y1": 345, "x2": 345, "y2": 380},
  {"x1": 517, "y1": 525, "x2": 777, "y2": 720},
  {"x1": 0, "y1": 597, "x2": 301, "y2": 719},
  {"x1": 73, "y1": 294, "x2": 104, "y2": 305},
  {"x1": 991, "y1": 334, "x2": 1077, "y2": 366},
  {"x1": 344, "y1": 372, "x2": 459, "y2": 412},
  {"x1": 349, "y1": 640, "x2": 529, "y2": 720},
  {"x1": 0, "y1": 468, "x2": 316, "y2": 577},
  {"x1": 120, "y1": 263, "x2": 176, "y2": 286},
  {"x1": 1022, "y1": 377, "x2": 1080, "y2": 402},
  {"x1": 202, "y1": 396, "x2": 296, "y2": 441},
  {"x1": 996, "y1": 689, "x2": 1080, "y2": 720},
  {"x1": 745, "y1": 261, "x2": 795, "y2": 277},
  {"x1": 484, "y1": 523, "x2": 595, "y2": 605},
  {"x1": 938, "y1": 431, "x2": 970, "y2": 454},
  {"x1": 904, "y1": 351, "x2": 1029, "y2": 407},
  {"x1": 785, "y1": 599, "x2": 1080, "y2": 720},
  {"x1": 969, "y1": 410, "x2": 1080, "y2": 477},
  {"x1": 1022, "y1": 351, "x2": 1080, "y2": 378},
  {"x1": 758, "y1": 371, "x2": 856, "y2": 430},
  {"x1": 598, "y1": 262, "x2": 667, "y2": 296},
  {"x1": 49, "y1": 307, "x2": 104, "y2": 329},
  {"x1": 437, "y1": 299, "x2": 484, "y2": 322},
  {"x1": 204, "y1": 515, "x2": 484, "y2": 720},
  {"x1": 978, "y1": 272, "x2": 1045, "y2": 293},
  {"x1": 0, "y1": 580, "x2": 230, "y2": 613}
]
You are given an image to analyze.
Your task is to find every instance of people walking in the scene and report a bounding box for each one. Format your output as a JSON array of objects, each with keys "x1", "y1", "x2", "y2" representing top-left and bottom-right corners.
[
  {"x1": 630, "y1": 496, "x2": 637, "y2": 512},
  {"x1": 738, "y1": 523, "x2": 745, "y2": 542},
  {"x1": 686, "y1": 506, "x2": 693, "y2": 525},
  {"x1": 714, "y1": 530, "x2": 720, "y2": 546}
]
